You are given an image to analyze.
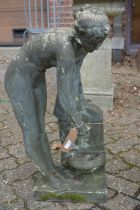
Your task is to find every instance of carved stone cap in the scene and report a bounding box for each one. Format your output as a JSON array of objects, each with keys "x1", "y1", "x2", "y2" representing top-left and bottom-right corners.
[
  {"x1": 74, "y1": 0, "x2": 125, "y2": 4},
  {"x1": 74, "y1": 2, "x2": 125, "y2": 17},
  {"x1": 99, "y1": 3, "x2": 125, "y2": 17}
]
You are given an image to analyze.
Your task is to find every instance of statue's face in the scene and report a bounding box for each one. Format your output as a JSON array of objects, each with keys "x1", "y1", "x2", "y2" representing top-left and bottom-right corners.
[
  {"x1": 81, "y1": 34, "x2": 105, "y2": 52},
  {"x1": 79, "y1": 21, "x2": 110, "y2": 52}
]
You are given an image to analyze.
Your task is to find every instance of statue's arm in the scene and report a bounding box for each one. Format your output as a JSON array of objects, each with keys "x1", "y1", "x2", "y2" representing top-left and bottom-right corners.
[
  {"x1": 75, "y1": 55, "x2": 88, "y2": 111},
  {"x1": 57, "y1": 57, "x2": 83, "y2": 128}
]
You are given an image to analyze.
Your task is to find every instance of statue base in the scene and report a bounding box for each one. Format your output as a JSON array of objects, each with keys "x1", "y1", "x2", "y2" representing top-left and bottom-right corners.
[
  {"x1": 33, "y1": 166, "x2": 106, "y2": 203},
  {"x1": 34, "y1": 106, "x2": 107, "y2": 203}
]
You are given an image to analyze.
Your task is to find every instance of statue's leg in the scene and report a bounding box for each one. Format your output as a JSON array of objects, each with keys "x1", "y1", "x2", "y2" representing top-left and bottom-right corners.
[
  {"x1": 32, "y1": 73, "x2": 55, "y2": 170},
  {"x1": 5, "y1": 71, "x2": 54, "y2": 175},
  {"x1": 5, "y1": 66, "x2": 69, "y2": 190}
]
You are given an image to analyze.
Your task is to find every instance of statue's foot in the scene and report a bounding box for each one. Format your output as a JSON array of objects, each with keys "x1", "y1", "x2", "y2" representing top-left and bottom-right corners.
[
  {"x1": 45, "y1": 169, "x2": 69, "y2": 190},
  {"x1": 54, "y1": 165, "x2": 74, "y2": 179}
]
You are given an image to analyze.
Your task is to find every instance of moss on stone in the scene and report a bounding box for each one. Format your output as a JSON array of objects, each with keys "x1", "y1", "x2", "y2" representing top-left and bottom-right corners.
[{"x1": 40, "y1": 192, "x2": 86, "y2": 202}]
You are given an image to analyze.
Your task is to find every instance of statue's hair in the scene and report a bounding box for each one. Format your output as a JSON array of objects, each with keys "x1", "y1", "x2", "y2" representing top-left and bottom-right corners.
[
  {"x1": 73, "y1": 5, "x2": 109, "y2": 33},
  {"x1": 73, "y1": 4, "x2": 104, "y2": 19}
]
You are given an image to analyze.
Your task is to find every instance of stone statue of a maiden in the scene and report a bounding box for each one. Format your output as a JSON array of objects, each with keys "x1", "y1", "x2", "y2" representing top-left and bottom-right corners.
[{"x1": 5, "y1": 5, "x2": 110, "y2": 200}]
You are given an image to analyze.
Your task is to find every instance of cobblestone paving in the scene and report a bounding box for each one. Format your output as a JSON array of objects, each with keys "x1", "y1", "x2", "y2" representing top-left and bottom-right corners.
[{"x1": 0, "y1": 48, "x2": 140, "y2": 210}]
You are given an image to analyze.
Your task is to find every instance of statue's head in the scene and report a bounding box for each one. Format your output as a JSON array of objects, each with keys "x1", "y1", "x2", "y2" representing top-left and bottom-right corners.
[{"x1": 74, "y1": 5, "x2": 110, "y2": 52}]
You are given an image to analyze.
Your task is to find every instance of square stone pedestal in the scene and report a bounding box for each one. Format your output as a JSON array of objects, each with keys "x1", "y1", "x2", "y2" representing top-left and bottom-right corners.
[
  {"x1": 33, "y1": 168, "x2": 106, "y2": 203},
  {"x1": 33, "y1": 118, "x2": 107, "y2": 203}
]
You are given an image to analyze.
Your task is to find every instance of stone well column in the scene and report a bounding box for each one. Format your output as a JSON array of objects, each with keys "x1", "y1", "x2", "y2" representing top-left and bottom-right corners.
[
  {"x1": 78, "y1": 2, "x2": 125, "y2": 111},
  {"x1": 81, "y1": 38, "x2": 113, "y2": 111}
]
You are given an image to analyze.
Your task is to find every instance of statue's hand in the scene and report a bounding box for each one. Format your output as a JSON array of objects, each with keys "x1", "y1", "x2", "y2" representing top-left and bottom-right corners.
[
  {"x1": 78, "y1": 122, "x2": 89, "y2": 137},
  {"x1": 77, "y1": 122, "x2": 90, "y2": 150},
  {"x1": 80, "y1": 107, "x2": 102, "y2": 124}
]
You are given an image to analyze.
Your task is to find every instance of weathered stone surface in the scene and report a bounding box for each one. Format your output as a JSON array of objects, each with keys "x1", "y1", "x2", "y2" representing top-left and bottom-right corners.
[
  {"x1": 2, "y1": 162, "x2": 37, "y2": 183},
  {"x1": 117, "y1": 167, "x2": 140, "y2": 183},
  {"x1": 28, "y1": 201, "x2": 68, "y2": 210},
  {"x1": 137, "y1": 194, "x2": 140, "y2": 200},
  {"x1": 12, "y1": 178, "x2": 34, "y2": 205},
  {"x1": 45, "y1": 112, "x2": 58, "y2": 124},
  {"x1": 0, "y1": 204, "x2": 8, "y2": 210},
  {"x1": 0, "y1": 129, "x2": 12, "y2": 138},
  {"x1": 104, "y1": 135, "x2": 115, "y2": 145},
  {"x1": 4, "y1": 116, "x2": 23, "y2": 138},
  {"x1": 0, "y1": 146, "x2": 9, "y2": 159},
  {"x1": 47, "y1": 122, "x2": 59, "y2": 132},
  {"x1": 0, "y1": 200, "x2": 25, "y2": 210},
  {"x1": 120, "y1": 149, "x2": 140, "y2": 167},
  {"x1": 105, "y1": 131, "x2": 124, "y2": 142},
  {"x1": 93, "y1": 207, "x2": 103, "y2": 210},
  {"x1": 106, "y1": 138, "x2": 140, "y2": 154},
  {"x1": 1, "y1": 135, "x2": 22, "y2": 147},
  {"x1": 0, "y1": 157, "x2": 17, "y2": 172},
  {"x1": 105, "y1": 158, "x2": 130, "y2": 174},
  {"x1": 115, "y1": 115, "x2": 140, "y2": 126},
  {"x1": 107, "y1": 174, "x2": 139, "y2": 196},
  {"x1": 0, "y1": 121, "x2": 7, "y2": 130},
  {"x1": 0, "y1": 176, "x2": 16, "y2": 204},
  {"x1": 105, "y1": 149, "x2": 114, "y2": 161},
  {"x1": 29, "y1": 201, "x2": 97, "y2": 210},
  {"x1": 101, "y1": 193, "x2": 139, "y2": 210},
  {"x1": 47, "y1": 131, "x2": 60, "y2": 142},
  {"x1": 134, "y1": 144, "x2": 140, "y2": 150},
  {"x1": 62, "y1": 203, "x2": 97, "y2": 210},
  {"x1": 8, "y1": 143, "x2": 29, "y2": 164},
  {"x1": 107, "y1": 188, "x2": 117, "y2": 200}
]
